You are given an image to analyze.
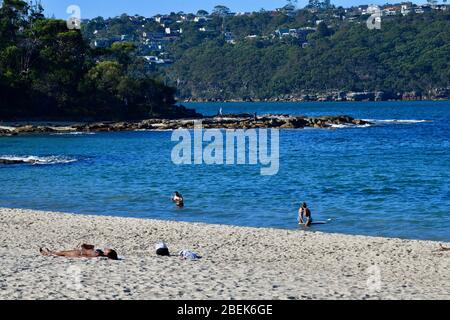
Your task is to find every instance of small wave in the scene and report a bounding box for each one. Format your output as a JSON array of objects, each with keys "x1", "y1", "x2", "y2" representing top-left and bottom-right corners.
[
  {"x1": 133, "y1": 129, "x2": 174, "y2": 132},
  {"x1": 363, "y1": 119, "x2": 430, "y2": 125},
  {"x1": 330, "y1": 123, "x2": 372, "y2": 129},
  {"x1": 0, "y1": 155, "x2": 77, "y2": 165},
  {"x1": 50, "y1": 132, "x2": 96, "y2": 135}
]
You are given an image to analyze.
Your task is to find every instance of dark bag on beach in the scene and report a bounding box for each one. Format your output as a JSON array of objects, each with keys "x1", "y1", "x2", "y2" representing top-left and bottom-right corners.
[{"x1": 155, "y1": 242, "x2": 170, "y2": 256}]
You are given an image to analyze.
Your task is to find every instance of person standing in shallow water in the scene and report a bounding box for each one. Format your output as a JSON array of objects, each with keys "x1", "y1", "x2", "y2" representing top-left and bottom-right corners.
[
  {"x1": 298, "y1": 202, "x2": 312, "y2": 227},
  {"x1": 172, "y1": 191, "x2": 184, "y2": 208}
]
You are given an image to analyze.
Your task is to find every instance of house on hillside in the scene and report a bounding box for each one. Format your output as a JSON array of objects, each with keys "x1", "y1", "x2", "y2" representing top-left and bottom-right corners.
[
  {"x1": 274, "y1": 28, "x2": 315, "y2": 42},
  {"x1": 345, "y1": 7, "x2": 362, "y2": 19},
  {"x1": 382, "y1": 5, "x2": 401, "y2": 16},
  {"x1": 234, "y1": 12, "x2": 252, "y2": 16},
  {"x1": 194, "y1": 16, "x2": 211, "y2": 23},
  {"x1": 401, "y1": 3, "x2": 413, "y2": 15},
  {"x1": 358, "y1": 5, "x2": 369, "y2": 15},
  {"x1": 179, "y1": 14, "x2": 195, "y2": 21},
  {"x1": 415, "y1": 4, "x2": 432, "y2": 14},
  {"x1": 145, "y1": 42, "x2": 164, "y2": 51},
  {"x1": 93, "y1": 38, "x2": 113, "y2": 48},
  {"x1": 165, "y1": 27, "x2": 183, "y2": 35},
  {"x1": 142, "y1": 55, "x2": 173, "y2": 65},
  {"x1": 155, "y1": 15, "x2": 173, "y2": 27},
  {"x1": 434, "y1": 4, "x2": 449, "y2": 11},
  {"x1": 199, "y1": 27, "x2": 214, "y2": 33},
  {"x1": 120, "y1": 34, "x2": 133, "y2": 42},
  {"x1": 274, "y1": 28, "x2": 290, "y2": 38},
  {"x1": 143, "y1": 56, "x2": 165, "y2": 64}
]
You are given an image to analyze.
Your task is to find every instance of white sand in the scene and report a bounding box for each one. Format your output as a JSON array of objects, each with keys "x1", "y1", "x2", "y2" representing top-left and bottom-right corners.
[{"x1": 0, "y1": 207, "x2": 448, "y2": 300}]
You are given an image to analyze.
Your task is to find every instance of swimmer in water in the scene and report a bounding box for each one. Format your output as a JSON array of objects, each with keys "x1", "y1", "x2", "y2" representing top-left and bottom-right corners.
[{"x1": 172, "y1": 191, "x2": 184, "y2": 208}]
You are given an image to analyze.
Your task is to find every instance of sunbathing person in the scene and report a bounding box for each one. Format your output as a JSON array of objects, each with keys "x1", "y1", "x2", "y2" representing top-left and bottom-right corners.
[
  {"x1": 40, "y1": 244, "x2": 118, "y2": 260},
  {"x1": 439, "y1": 244, "x2": 449, "y2": 251}
]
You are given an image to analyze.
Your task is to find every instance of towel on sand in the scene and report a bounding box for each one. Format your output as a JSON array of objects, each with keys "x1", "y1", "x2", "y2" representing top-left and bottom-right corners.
[{"x1": 178, "y1": 250, "x2": 201, "y2": 260}]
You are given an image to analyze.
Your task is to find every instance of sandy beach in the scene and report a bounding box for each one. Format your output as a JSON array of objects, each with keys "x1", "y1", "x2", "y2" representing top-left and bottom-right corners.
[{"x1": 0, "y1": 207, "x2": 448, "y2": 300}]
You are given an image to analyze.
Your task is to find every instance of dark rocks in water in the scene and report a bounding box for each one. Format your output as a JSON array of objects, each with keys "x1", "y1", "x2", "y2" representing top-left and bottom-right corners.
[
  {"x1": 352, "y1": 119, "x2": 370, "y2": 125},
  {"x1": 0, "y1": 115, "x2": 372, "y2": 136},
  {"x1": 0, "y1": 129, "x2": 14, "y2": 136},
  {"x1": 0, "y1": 159, "x2": 29, "y2": 165}
]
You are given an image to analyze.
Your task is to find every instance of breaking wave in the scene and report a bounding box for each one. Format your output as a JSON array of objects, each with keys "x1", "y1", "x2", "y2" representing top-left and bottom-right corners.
[
  {"x1": 0, "y1": 155, "x2": 77, "y2": 165},
  {"x1": 329, "y1": 123, "x2": 372, "y2": 129},
  {"x1": 330, "y1": 119, "x2": 430, "y2": 129},
  {"x1": 363, "y1": 119, "x2": 431, "y2": 125},
  {"x1": 50, "y1": 132, "x2": 96, "y2": 135}
]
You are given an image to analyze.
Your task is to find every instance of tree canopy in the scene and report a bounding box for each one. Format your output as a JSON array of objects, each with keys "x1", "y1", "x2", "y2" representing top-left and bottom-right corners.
[
  {"x1": 164, "y1": 10, "x2": 450, "y2": 100},
  {"x1": 0, "y1": 0, "x2": 190, "y2": 120},
  {"x1": 80, "y1": 6, "x2": 450, "y2": 101}
]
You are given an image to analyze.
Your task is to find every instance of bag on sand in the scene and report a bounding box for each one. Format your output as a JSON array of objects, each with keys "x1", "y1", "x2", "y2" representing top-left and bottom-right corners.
[
  {"x1": 178, "y1": 250, "x2": 201, "y2": 261},
  {"x1": 155, "y1": 242, "x2": 170, "y2": 256}
]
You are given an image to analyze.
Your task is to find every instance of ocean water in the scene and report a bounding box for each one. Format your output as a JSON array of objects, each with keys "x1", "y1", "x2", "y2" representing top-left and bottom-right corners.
[{"x1": 1, "y1": 101, "x2": 449, "y2": 241}]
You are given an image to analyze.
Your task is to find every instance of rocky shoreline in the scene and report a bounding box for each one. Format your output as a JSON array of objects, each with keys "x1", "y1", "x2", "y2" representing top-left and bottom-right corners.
[
  {"x1": 182, "y1": 88, "x2": 450, "y2": 103},
  {"x1": 0, "y1": 114, "x2": 371, "y2": 137}
]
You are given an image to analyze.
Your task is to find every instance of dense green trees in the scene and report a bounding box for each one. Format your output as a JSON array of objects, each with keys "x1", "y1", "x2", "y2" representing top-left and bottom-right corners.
[
  {"x1": 3, "y1": 1, "x2": 448, "y2": 110},
  {"x1": 0, "y1": 0, "x2": 187, "y2": 120},
  {"x1": 81, "y1": 6, "x2": 449, "y2": 101},
  {"x1": 165, "y1": 11, "x2": 450, "y2": 100}
]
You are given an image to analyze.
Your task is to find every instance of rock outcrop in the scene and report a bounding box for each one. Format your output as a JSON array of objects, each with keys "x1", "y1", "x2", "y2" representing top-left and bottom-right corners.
[{"x1": 0, "y1": 115, "x2": 372, "y2": 136}]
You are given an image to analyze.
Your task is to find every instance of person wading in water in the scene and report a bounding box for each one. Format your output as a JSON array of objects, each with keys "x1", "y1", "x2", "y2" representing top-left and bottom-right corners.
[
  {"x1": 172, "y1": 191, "x2": 184, "y2": 208},
  {"x1": 298, "y1": 202, "x2": 312, "y2": 227}
]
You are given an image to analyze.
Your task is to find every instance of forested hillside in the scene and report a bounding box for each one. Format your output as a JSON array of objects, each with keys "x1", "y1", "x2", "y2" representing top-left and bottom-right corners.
[
  {"x1": 0, "y1": 0, "x2": 193, "y2": 120},
  {"x1": 168, "y1": 12, "x2": 450, "y2": 100},
  {"x1": 81, "y1": 3, "x2": 450, "y2": 101}
]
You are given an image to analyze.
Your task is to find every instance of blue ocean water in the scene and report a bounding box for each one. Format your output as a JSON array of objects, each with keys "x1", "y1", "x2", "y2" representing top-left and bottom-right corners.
[{"x1": 1, "y1": 101, "x2": 449, "y2": 241}]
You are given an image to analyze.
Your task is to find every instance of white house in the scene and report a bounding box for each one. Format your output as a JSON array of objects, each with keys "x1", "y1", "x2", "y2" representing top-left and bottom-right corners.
[
  {"x1": 401, "y1": 3, "x2": 412, "y2": 15},
  {"x1": 144, "y1": 56, "x2": 165, "y2": 64},
  {"x1": 194, "y1": 16, "x2": 211, "y2": 23}
]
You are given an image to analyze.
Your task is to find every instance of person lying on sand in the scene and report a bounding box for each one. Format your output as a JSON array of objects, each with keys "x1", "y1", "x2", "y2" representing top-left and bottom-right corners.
[
  {"x1": 40, "y1": 244, "x2": 118, "y2": 260},
  {"x1": 438, "y1": 244, "x2": 449, "y2": 251},
  {"x1": 298, "y1": 202, "x2": 312, "y2": 227},
  {"x1": 172, "y1": 191, "x2": 184, "y2": 208}
]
